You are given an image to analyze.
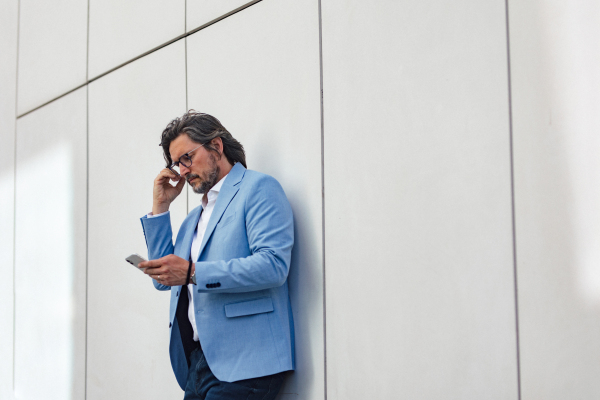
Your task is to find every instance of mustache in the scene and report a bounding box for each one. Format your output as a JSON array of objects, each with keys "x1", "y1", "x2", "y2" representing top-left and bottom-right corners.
[{"x1": 186, "y1": 174, "x2": 200, "y2": 183}]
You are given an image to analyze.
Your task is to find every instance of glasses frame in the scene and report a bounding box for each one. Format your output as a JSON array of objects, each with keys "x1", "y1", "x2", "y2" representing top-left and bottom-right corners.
[{"x1": 168, "y1": 143, "x2": 206, "y2": 175}]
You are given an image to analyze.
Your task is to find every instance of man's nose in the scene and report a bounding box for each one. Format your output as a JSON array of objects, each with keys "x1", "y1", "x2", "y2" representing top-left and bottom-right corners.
[{"x1": 179, "y1": 164, "x2": 190, "y2": 177}]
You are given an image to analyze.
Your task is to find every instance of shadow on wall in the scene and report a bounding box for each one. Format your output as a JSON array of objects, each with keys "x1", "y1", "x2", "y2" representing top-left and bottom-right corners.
[
  {"x1": 248, "y1": 129, "x2": 323, "y2": 400},
  {"x1": 517, "y1": 0, "x2": 600, "y2": 307},
  {"x1": 514, "y1": 0, "x2": 600, "y2": 396}
]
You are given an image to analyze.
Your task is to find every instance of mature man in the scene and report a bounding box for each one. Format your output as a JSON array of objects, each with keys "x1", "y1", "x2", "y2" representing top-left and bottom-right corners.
[{"x1": 138, "y1": 111, "x2": 295, "y2": 400}]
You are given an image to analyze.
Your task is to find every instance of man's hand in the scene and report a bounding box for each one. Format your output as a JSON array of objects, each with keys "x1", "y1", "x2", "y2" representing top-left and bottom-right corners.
[
  {"x1": 139, "y1": 254, "x2": 192, "y2": 286},
  {"x1": 152, "y1": 168, "x2": 185, "y2": 215}
]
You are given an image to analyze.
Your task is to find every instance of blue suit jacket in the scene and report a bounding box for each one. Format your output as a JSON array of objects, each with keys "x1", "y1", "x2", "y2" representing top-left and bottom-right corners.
[{"x1": 140, "y1": 163, "x2": 295, "y2": 388}]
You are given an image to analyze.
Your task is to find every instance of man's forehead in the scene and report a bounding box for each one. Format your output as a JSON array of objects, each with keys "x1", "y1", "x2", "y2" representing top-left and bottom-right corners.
[{"x1": 169, "y1": 134, "x2": 196, "y2": 158}]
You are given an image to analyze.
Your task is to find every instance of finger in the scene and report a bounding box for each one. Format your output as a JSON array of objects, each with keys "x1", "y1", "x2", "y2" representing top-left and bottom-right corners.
[
  {"x1": 142, "y1": 266, "x2": 156, "y2": 274},
  {"x1": 144, "y1": 253, "x2": 177, "y2": 268},
  {"x1": 167, "y1": 171, "x2": 181, "y2": 183},
  {"x1": 155, "y1": 169, "x2": 178, "y2": 185},
  {"x1": 162, "y1": 168, "x2": 180, "y2": 181},
  {"x1": 144, "y1": 266, "x2": 168, "y2": 276},
  {"x1": 175, "y1": 176, "x2": 186, "y2": 190},
  {"x1": 139, "y1": 259, "x2": 164, "y2": 269},
  {"x1": 156, "y1": 276, "x2": 170, "y2": 286},
  {"x1": 155, "y1": 170, "x2": 170, "y2": 183},
  {"x1": 155, "y1": 271, "x2": 172, "y2": 282}
]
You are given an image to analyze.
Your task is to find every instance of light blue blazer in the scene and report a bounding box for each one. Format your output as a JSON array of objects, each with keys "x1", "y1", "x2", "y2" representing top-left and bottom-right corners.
[{"x1": 140, "y1": 163, "x2": 295, "y2": 388}]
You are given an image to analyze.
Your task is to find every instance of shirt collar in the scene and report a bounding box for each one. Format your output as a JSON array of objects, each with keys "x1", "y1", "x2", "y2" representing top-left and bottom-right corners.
[{"x1": 202, "y1": 174, "x2": 228, "y2": 207}]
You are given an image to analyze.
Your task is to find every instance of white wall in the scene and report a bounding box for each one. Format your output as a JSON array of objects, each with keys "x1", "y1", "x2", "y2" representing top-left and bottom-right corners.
[
  {"x1": 509, "y1": 0, "x2": 600, "y2": 398},
  {"x1": 15, "y1": 87, "x2": 87, "y2": 400},
  {"x1": 17, "y1": 0, "x2": 87, "y2": 115},
  {"x1": 2, "y1": 0, "x2": 600, "y2": 399},
  {"x1": 88, "y1": 0, "x2": 185, "y2": 79},
  {"x1": 0, "y1": 1, "x2": 18, "y2": 399},
  {"x1": 87, "y1": 41, "x2": 187, "y2": 400},
  {"x1": 321, "y1": 0, "x2": 518, "y2": 398},
  {"x1": 186, "y1": 0, "x2": 258, "y2": 32},
  {"x1": 186, "y1": 1, "x2": 323, "y2": 398}
]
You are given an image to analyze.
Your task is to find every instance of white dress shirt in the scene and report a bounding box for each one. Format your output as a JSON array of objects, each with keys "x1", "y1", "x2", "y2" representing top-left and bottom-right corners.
[{"x1": 148, "y1": 174, "x2": 228, "y2": 342}]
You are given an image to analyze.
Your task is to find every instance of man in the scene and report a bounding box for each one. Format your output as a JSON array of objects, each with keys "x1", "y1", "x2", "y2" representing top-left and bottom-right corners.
[{"x1": 138, "y1": 111, "x2": 295, "y2": 400}]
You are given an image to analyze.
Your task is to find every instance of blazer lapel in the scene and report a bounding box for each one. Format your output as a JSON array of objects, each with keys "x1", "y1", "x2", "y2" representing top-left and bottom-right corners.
[
  {"x1": 196, "y1": 163, "x2": 246, "y2": 260},
  {"x1": 180, "y1": 206, "x2": 202, "y2": 260}
]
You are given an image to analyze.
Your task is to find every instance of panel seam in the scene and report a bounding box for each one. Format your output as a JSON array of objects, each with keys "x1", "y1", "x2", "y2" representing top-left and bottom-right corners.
[
  {"x1": 184, "y1": 0, "x2": 189, "y2": 214},
  {"x1": 318, "y1": 0, "x2": 327, "y2": 398},
  {"x1": 504, "y1": 0, "x2": 522, "y2": 399},
  {"x1": 85, "y1": 0, "x2": 90, "y2": 398},
  {"x1": 85, "y1": 85, "x2": 89, "y2": 400},
  {"x1": 16, "y1": 0, "x2": 263, "y2": 120}
]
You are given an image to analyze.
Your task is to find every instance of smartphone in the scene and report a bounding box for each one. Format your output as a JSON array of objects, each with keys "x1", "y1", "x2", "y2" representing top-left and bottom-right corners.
[{"x1": 125, "y1": 253, "x2": 147, "y2": 270}]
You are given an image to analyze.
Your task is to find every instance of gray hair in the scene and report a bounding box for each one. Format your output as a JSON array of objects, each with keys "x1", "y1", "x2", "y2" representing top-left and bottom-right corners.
[{"x1": 160, "y1": 110, "x2": 246, "y2": 168}]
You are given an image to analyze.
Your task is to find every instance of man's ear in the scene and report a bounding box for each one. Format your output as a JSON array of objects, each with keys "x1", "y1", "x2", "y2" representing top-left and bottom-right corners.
[{"x1": 211, "y1": 137, "x2": 224, "y2": 154}]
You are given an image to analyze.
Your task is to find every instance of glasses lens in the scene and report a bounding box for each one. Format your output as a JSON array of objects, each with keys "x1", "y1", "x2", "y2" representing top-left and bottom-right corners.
[{"x1": 180, "y1": 154, "x2": 193, "y2": 168}]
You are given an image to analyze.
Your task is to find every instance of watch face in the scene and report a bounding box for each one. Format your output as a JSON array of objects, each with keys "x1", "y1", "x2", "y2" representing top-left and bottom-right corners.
[{"x1": 192, "y1": 273, "x2": 197, "y2": 285}]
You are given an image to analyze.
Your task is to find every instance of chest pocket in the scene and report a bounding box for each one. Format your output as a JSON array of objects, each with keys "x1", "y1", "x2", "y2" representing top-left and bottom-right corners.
[
  {"x1": 224, "y1": 297, "x2": 274, "y2": 318},
  {"x1": 217, "y1": 212, "x2": 236, "y2": 229}
]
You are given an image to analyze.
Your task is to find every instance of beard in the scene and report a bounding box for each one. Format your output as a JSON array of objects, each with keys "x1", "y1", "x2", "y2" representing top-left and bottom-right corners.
[{"x1": 187, "y1": 154, "x2": 220, "y2": 194}]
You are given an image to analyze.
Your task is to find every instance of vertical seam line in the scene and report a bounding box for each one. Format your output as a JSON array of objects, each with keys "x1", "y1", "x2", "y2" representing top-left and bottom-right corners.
[
  {"x1": 504, "y1": 1, "x2": 522, "y2": 399},
  {"x1": 318, "y1": 0, "x2": 327, "y2": 398},
  {"x1": 184, "y1": 0, "x2": 189, "y2": 214},
  {"x1": 85, "y1": 85, "x2": 89, "y2": 400},
  {"x1": 86, "y1": 0, "x2": 90, "y2": 82},
  {"x1": 85, "y1": 0, "x2": 90, "y2": 398}
]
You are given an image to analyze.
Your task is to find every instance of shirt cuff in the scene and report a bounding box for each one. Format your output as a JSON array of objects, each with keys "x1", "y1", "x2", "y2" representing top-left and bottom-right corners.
[{"x1": 147, "y1": 211, "x2": 170, "y2": 218}]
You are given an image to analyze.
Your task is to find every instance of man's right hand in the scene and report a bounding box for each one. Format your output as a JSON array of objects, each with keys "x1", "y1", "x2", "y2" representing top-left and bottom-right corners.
[{"x1": 152, "y1": 168, "x2": 185, "y2": 214}]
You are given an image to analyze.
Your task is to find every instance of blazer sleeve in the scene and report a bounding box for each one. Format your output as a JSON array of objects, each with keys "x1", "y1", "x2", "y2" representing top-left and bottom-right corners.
[
  {"x1": 140, "y1": 212, "x2": 174, "y2": 291},
  {"x1": 195, "y1": 176, "x2": 294, "y2": 293}
]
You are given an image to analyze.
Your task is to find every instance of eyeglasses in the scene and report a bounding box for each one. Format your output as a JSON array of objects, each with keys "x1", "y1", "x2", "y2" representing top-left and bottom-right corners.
[{"x1": 168, "y1": 143, "x2": 205, "y2": 175}]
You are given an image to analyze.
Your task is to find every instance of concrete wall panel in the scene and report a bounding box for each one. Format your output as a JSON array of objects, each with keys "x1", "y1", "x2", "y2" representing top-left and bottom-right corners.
[
  {"x1": 87, "y1": 41, "x2": 187, "y2": 399},
  {"x1": 322, "y1": 1, "x2": 517, "y2": 398},
  {"x1": 186, "y1": 0, "x2": 255, "y2": 32},
  {"x1": 88, "y1": 0, "x2": 185, "y2": 79},
  {"x1": 17, "y1": 0, "x2": 87, "y2": 114},
  {"x1": 14, "y1": 87, "x2": 87, "y2": 400},
  {"x1": 186, "y1": 0, "x2": 323, "y2": 398},
  {"x1": 0, "y1": 0, "x2": 19, "y2": 398},
  {"x1": 509, "y1": 1, "x2": 600, "y2": 398}
]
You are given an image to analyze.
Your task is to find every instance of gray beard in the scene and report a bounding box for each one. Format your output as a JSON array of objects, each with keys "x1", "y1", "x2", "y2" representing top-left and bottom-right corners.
[{"x1": 188, "y1": 164, "x2": 220, "y2": 194}]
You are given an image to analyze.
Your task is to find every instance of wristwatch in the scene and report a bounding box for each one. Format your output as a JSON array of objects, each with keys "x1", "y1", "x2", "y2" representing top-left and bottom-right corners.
[{"x1": 191, "y1": 268, "x2": 197, "y2": 285}]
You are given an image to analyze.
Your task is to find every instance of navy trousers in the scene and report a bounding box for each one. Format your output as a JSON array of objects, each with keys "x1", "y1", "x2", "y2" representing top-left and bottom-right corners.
[{"x1": 183, "y1": 347, "x2": 286, "y2": 400}]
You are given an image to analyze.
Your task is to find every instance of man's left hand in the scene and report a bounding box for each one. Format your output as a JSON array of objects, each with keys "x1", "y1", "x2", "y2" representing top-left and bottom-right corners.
[{"x1": 139, "y1": 254, "x2": 192, "y2": 286}]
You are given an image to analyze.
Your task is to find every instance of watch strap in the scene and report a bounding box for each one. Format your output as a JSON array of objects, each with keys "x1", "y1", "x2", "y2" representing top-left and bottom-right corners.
[{"x1": 186, "y1": 259, "x2": 193, "y2": 285}]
